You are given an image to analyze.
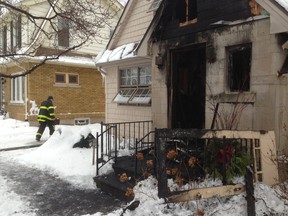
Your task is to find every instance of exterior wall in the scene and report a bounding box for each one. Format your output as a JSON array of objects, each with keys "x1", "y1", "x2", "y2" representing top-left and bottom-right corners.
[
  {"x1": 111, "y1": 0, "x2": 154, "y2": 47},
  {"x1": 41, "y1": 0, "x2": 122, "y2": 56},
  {"x1": 152, "y1": 18, "x2": 288, "y2": 154},
  {"x1": 105, "y1": 66, "x2": 152, "y2": 123},
  {"x1": 4, "y1": 65, "x2": 28, "y2": 120},
  {"x1": 205, "y1": 18, "x2": 287, "y2": 154},
  {"x1": 5, "y1": 62, "x2": 105, "y2": 125},
  {"x1": 151, "y1": 46, "x2": 168, "y2": 129}
]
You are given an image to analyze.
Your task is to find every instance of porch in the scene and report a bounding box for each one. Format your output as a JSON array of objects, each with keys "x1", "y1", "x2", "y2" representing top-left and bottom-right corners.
[{"x1": 92, "y1": 121, "x2": 279, "y2": 203}]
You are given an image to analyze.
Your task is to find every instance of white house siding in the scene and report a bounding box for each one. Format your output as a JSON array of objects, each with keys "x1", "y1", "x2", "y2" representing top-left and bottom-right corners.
[
  {"x1": 105, "y1": 65, "x2": 152, "y2": 124},
  {"x1": 113, "y1": 0, "x2": 154, "y2": 47},
  {"x1": 205, "y1": 18, "x2": 287, "y2": 153},
  {"x1": 151, "y1": 46, "x2": 168, "y2": 129},
  {"x1": 27, "y1": 1, "x2": 50, "y2": 46},
  {"x1": 38, "y1": 0, "x2": 121, "y2": 56},
  {"x1": 80, "y1": 23, "x2": 119, "y2": 56}
]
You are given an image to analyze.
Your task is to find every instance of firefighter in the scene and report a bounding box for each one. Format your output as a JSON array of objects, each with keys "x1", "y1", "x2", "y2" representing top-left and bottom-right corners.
[{"x1": 36, "y1": 96, "x2": 56, "y2": 141}]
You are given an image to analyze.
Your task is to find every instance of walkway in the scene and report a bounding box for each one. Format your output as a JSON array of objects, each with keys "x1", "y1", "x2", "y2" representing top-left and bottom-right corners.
[{"x1": 0, "y1": 154, "x2": 124, "y2": 216}]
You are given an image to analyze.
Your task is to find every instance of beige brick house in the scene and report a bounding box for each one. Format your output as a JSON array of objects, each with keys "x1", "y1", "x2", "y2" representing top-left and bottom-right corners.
[
  {"x1": 0, "y1": 0, "x2": 123, "y2": 125},
  {"x1": 96, "y1": 0, "x2": 288, "y2": 156}
]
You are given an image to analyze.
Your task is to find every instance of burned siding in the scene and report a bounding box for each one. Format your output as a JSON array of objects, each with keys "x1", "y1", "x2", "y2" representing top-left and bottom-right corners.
[{"x1": 153, "y1": 0, "x2": 257, "y2": 41}]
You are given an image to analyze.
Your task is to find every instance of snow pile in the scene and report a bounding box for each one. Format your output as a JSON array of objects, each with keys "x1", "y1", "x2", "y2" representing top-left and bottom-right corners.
[{"x1": 0, "y1": 117, "x2": 288, "y2": 216}]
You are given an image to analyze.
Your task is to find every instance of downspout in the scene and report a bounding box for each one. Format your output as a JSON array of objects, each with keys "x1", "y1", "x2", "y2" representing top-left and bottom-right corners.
[{"x1": 24, "y1": 75, "x2": 28, "y2": 121}]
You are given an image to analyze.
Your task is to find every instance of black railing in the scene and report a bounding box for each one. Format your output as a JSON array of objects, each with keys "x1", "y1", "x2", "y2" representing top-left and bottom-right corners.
[
  {"x1": 93, "y1": 120, "x2": 153, "y2": 176},
  {"x1": 134, "y1": 130, "x2": 155, "y2": 178}
]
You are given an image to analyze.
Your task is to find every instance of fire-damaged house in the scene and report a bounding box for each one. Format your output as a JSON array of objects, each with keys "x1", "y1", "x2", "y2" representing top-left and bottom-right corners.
[
  {"x1": 96, "y1": 0, "x2": 288, "y2": 155},
  {"x1": 94, "y1": 0, "x2": 288, "y2": 199}
]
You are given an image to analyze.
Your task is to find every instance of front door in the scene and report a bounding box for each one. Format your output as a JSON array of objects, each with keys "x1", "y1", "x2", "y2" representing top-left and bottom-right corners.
[{"x1": 169, "y1": 45, "x2": 206, "y2": 129}]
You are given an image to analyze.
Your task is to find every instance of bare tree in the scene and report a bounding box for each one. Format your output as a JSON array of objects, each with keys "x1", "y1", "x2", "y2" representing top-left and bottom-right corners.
[
  {"x1": 207, "y1": 83, "x2": 255, "y2": 130},
  {"x1": 0, "y1": 0, "x2": 122, "y2": 78}
]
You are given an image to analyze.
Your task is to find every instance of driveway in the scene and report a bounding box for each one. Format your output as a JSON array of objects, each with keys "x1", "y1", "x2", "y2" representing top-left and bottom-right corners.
[{"x1": 0, "y1": 153, "x2": 124, "y2": 216}]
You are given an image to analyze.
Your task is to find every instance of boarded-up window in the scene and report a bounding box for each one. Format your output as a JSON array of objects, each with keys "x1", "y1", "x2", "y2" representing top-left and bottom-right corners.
[{"x1": 227, "y1": 44, "x2": 252, "y2": 92}]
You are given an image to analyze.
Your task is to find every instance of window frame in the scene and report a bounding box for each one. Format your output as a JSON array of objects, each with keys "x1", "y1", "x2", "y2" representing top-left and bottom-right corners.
[
  {"x1": 226, "y1": 43, "x2": 252, "y2": 92},
  {"x1": 55, "y1": 72, "x2": 79, "y2": 86},
  {"x1": 10, "y1": 75, "x2": 25, "y2": 103},
  {"x1": 178, "y1": 0, "x2": 198, "y2": 27},
  {"x1": 1, "y1": 26, "x2": 7, "y2": 54},
  {"x1": 113, "y1": 66, "x2": 152, "y2": 105},
  {"x1": 58, "y1": 17, "x2": 70, "y2": 47}
]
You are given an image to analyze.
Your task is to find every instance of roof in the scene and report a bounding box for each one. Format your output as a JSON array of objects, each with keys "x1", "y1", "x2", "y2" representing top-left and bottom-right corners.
[
  {"x1": 95, "y1": 0, "x2": 163, "y2": 66},
  {"x1": 256, "y1": 0, "x2": 288, "y2": 33}
]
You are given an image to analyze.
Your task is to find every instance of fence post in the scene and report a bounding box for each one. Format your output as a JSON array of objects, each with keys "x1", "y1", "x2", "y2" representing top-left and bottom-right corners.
[
  {"x1": 96, "y1": 132, "x2": 99, "y2": 175},
  {"x1": 115, "y1": 126, "x2": 118, "y2": 162},
  {"x1": 155, "y1": 129, "x2": 169, "y2": 198},
  {"x1": 135, "y1": 138, "x2": 138, "y2": 179},
  {"x1": 222, "y1": 136, "x2": 227, "y2": 185},
  {"x1": 245, "y1": 166, "x2": 255, "y2": 216}
]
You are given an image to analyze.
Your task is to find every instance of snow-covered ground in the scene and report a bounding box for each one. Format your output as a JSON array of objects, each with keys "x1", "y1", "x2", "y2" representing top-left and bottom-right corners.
[{"x1": 0, "y1": 116, "x2": 287, "y2": 216}]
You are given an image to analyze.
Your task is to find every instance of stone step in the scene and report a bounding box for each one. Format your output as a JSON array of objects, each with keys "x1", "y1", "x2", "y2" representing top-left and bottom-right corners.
[{"x1": 94, "y1": 172, "x2": 135, "y2": 202}]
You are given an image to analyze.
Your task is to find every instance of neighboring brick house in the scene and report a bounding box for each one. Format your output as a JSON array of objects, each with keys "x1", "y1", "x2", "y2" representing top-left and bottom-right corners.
[
  {"x1": 0, "y1": 0, "x2": 123, "y2": 125},
  {"x1": 96, "y1": 0, "x2": 288, "y2": 155}
]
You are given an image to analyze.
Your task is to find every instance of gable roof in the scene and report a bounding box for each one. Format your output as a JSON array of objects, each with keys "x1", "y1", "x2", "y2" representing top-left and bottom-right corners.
[
  {"x1": 96, "y1": 0, "x2": 162, "y2": 66},
  {"x1": 256, "y1": 0, "x2": 288, "y2": 33},
  {"x1": 0, "y1": 0, "x2": 123, "y2": 70}
]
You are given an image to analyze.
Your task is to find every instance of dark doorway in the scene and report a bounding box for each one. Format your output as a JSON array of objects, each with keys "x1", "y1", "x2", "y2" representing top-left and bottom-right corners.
[{"x1": 169, "y1": 45, "x2": 206, "y2": 129}]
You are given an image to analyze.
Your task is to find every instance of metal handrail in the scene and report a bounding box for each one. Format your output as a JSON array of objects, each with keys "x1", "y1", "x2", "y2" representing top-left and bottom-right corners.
[
  {"x1": 94, "y1": 120, "x2": 153, "y2": 176},
  {"x1": 134, "y1": 130, "x2": 155, "y2": 178}
]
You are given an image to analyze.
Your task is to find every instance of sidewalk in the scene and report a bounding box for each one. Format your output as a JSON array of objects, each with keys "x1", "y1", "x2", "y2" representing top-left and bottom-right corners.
[
  {"x1": 0, "y1": 140, "x2": 45, "y2": 152},
  {"x1": 0, "y1": 152, "x2": 124, "y2": 215}
]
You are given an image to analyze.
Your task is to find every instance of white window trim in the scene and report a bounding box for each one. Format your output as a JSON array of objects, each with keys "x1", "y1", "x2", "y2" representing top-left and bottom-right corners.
[
  {"x1": 113, "y1": 66, "x2": 152, "y2": 105},
  {"x1": 10, "y1": 75, "x2": 24, "y2": 104}
]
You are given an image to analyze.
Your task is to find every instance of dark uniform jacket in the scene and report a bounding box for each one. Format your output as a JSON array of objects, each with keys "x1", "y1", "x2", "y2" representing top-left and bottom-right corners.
[{"x1": 37, "y1": 99, "x2": 55, "y2": 123}]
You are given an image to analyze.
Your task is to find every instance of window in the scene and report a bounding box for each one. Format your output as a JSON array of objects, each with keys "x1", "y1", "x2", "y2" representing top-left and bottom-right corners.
[
  {"x1": 177, "y1": 0, "x2": 197, "y2": 27},
  {"x1": 58, "y1": 17, "x2": 70, "y2": 47},
  {"x1": 10, "y1": 21, "x2": 13, "y2": 52},
  {"x1": 227, "y1": 44, "x2": 252, "y2": 92},
  {"x1": 55, "y1": 73, "x2": 65, "y2": 83},
  {"x1": 2, "y1": 26, "x2": 7, "y2": 54},
  {"x1": 113, "y1": 66, "x2": 152, "y2": 105},
  {"x1": 69, "y1": 74, "x2": 78, "y2": 84},
  {"x1": 55, "y1": 73, "x2": 79, "y2": 85},
  {"x1": 11, "y1": 76, "x2": 25, "y2": 103},
  {"x1": 10, "y1": 15, "x2": 22, "y2": 52},
  {"x1": 15, "y1": 15, "x2": 22, "y2": 49}
]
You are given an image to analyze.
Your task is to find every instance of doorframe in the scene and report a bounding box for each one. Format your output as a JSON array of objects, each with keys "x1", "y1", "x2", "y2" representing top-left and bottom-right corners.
[{"x1": 168, "y1": 43, "x2": 206, "y2": 129}]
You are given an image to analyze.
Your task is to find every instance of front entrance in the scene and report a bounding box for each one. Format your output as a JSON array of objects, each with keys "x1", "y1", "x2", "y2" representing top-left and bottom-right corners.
[{"x1": 169, "y1": 45, "x2": 206, "y2": 129}]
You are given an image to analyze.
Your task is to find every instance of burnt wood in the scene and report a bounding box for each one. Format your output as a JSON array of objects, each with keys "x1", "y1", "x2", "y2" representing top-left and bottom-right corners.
[{"x1": 153, "y1": 0, "x2": 253, "y2": 41}]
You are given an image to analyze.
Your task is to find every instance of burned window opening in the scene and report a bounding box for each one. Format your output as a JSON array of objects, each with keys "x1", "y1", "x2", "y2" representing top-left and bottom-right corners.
[
  {"x1": 177, "y1": 0, "x2": 197, "y2": 26},
  {"x1": 227, "y1": 44, "x2": 252, "y2": 92}
]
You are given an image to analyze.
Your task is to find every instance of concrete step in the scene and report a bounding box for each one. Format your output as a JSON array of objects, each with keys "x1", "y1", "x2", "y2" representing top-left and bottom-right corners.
[{"x1": 94, "y1": 172, "x2": 135, "y2": 202}]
